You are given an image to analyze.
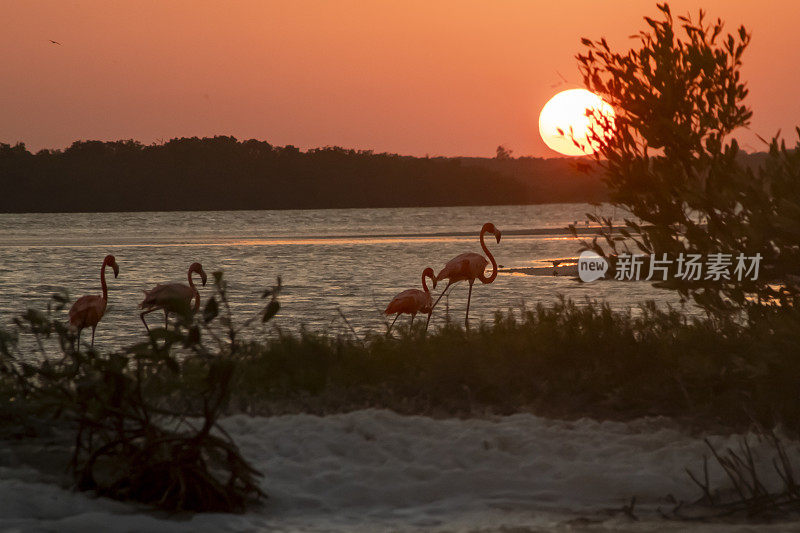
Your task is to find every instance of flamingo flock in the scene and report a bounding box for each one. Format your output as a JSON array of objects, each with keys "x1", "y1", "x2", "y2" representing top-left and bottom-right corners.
[
  {"x1": 67, "y1": 222, "x2": 502, "y2": 346},
  {"x1": 386, "y1": 222, "x2": 502, "y2": 332},
  {"x1": 68, "y1": 258, "x2": 208, "y2": 347}
]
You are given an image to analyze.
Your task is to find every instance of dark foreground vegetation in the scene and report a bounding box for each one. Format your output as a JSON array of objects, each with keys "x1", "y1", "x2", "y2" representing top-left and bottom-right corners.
[
  {"x1": 0, "y1": 274, "x2": 278, "y2": 512},
  {"x1": 0, "y1": 138, "x2": 609, "y2": 213},
  {"x1": 574, "y1": 3, "x2": 800, "y2": 316},
  {"x1": 3, "y1": 272, "x2": 800, "y2": 513},
  {"x1": 210, "y1": 302, "x2": 800, "y2": 431}
]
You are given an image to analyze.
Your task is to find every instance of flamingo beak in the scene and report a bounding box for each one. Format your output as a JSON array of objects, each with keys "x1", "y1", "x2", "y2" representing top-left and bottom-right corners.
[
  {"x1": 495, "y1": 230, "x2": 502, "y2": 243},
  {"x1": 112, "y1": 262, "x2": 120, "y2": 278},
  {"x1": 200, "y1": 269, "x2": 208, "y2": 287},
  {"x1": 432, "y1": 278, "x2": 438, "y2": 290}
]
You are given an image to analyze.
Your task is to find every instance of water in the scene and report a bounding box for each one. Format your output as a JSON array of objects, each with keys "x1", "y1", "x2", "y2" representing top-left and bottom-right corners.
[{"x1": 0, "y1": 203, "x2": 689, "y2": 347}]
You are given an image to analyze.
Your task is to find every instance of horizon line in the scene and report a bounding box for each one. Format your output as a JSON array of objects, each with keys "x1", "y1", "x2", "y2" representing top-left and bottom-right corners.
[{"x1": 2, "y1": 135, "x2": 594, "y2": 162}]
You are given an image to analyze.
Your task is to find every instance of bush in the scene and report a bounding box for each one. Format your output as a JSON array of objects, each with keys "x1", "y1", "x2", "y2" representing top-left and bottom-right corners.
[
  {"x1": 575, "y1": 3, "x2": 800, "y2": 315},
  {"x1": 0, "y1": 274, "x2": 282, "y2": 512}
]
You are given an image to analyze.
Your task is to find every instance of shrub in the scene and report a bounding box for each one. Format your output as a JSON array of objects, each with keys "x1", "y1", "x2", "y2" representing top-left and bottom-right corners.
[
  {"x1": 574, "y1": 3, "x2": 800, "y2": 315},
  {"x1": 0, "y1": 274, "x2": 282, "y2": 512}
]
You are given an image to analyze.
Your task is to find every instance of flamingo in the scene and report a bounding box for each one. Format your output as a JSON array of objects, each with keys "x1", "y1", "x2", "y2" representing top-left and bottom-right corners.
[
  {"x1": 427, "y1": 222, "x2": 502, "y2": 329},
  {"x1": 68, "y1": 254, "x2": 119, "y2": 348},
  {"x1": 384, "y1": 267, "x2": 437, "y2": 334},
  {"x1": 139, "y1": 262, "x2": 207, "y2": 332}
]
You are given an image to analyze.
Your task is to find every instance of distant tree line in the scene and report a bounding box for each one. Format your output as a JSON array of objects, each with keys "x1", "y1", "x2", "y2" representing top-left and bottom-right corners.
[{"x1": 0, "y1": 137, "x2": 610, "y2": 213}]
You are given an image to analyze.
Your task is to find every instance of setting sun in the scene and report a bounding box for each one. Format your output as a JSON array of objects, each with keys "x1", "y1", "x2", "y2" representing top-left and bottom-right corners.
[{"x1": 538, "y1": 89, "x2": 615, "y2": 156}]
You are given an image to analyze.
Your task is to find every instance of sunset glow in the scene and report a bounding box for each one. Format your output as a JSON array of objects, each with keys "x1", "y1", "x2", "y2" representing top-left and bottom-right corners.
[
  {"x1": 538, "y1": 89, "x2": 615, "y2": 156},
  {"x1": 1, "y1": 1, "x2": 799, "y2": 156}
]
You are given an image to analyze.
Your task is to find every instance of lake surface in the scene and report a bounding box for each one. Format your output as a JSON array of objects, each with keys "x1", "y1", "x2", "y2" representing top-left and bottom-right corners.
[{"x1": 0, "y1": 203, "x2": 691, "y2": 347}]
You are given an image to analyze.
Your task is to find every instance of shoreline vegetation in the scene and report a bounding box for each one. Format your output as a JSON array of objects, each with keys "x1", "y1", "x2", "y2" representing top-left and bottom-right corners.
[
  {"x1": 3, "y1": 282, "x2": 800, "y2": 515},
  {"x1": 6, "y1": 291, "x2": 800, "y2": 430},
  {"x1": 212, "y1": 303, "x2": 800, "y2": 436},
  {"x1": 0, "y1": 137, "x2": 773, "y2": 214},
  {"x1": 171, "y1": 301, "x2": 800, "y2": 432}
]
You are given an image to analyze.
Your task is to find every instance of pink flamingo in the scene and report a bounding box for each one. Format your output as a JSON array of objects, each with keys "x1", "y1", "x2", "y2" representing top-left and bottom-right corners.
[
  {"x1": 385, "y1": 267, "x2": 437, "y2": 334},
  {"x1": 427, "y1": 222, "x2": 502, "y2": 329},
  {"x1": 68, "y1": 254, "x2": 119, "y2": 348},
  {"x1": 139, "y1": 262, "x2": 207, "y2": 332}
]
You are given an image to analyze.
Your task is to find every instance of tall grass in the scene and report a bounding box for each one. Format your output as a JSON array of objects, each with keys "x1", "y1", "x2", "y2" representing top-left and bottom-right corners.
[{"x1": 200, "y1": 298, "x2": 800, "y2": 432}]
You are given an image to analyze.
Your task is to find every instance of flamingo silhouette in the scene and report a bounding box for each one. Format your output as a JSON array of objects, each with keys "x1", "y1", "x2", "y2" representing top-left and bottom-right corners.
[
  {"x1": 140, "y1": 262, "x2": 207, "y2": 332},
  {"x1": 427, "y1": 222, "x2": 502, "y2": 329},
  {"x1": 68, "y1": 254, "x2": 119, "y2": 348},
  {"x1": 385, "y1": 267, "x2": 436, "y2": 334}
]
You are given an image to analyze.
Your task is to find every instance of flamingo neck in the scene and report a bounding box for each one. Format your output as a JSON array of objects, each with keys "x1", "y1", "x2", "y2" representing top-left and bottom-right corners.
[
  {"x1": 478, "y1": 229, "x2": 498, "y2": 284},
  {"x1": 421, "y1": 272, "x2": 431, "y2": 294},
  {"x1": 100, "y1": 261, "x2": 108, "y2": 301}
]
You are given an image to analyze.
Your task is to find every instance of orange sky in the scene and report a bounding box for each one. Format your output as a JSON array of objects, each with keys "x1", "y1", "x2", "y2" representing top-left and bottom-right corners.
[{"x1": 2, "y1": 0, "x2": 799, "y2": 157}]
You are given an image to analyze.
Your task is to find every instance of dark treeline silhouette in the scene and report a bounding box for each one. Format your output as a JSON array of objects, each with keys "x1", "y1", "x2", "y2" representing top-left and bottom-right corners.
[{"x1": 0, "y1": 136, "x2": 614, "y2": 213}]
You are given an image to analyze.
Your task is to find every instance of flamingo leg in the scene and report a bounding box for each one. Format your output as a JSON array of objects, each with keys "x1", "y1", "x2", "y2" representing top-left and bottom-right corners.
[
  {"x1": 409, "y1": 312, "x2": 416, "y2": 333},
  {"x1": 387, "y1": 314, "x2": 400, "y2": 335},
  {"x1": 164, "y1": 310, "x2": 169, "y2": 329},
  {"x1": 76, "y1": 328, "x2": 82, "y2": 352},
  {"x1": 465, "y1": 280, "x2": 474, "y2": 329},
  {"x1": 140, "y1": 308, "x2": 166, "y2": 351},
  {"x1": 140, "y1": 308, "x2": 160, "y2": 334},
  {"x1": 430, "y1": 281, "x2": 453, "y2": 310},
  {"x1": 91, "y1": 326, "x2": 96, "y2": 347},
  {"x1": 426, "y1": 281, "x2": 453, "y2": 329}
]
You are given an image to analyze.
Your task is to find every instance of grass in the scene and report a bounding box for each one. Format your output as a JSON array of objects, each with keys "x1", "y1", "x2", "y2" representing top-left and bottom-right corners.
[
  {"x1": 4, "y1": 293, "x2": 800, "y2": 434},
  {"x1": 180, "y1": 298, "x2": 800, "y2": 433}
]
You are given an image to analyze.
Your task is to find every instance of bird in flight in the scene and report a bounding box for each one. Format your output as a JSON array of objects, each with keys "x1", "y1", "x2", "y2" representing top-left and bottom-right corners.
[{"x1": 49, "y1": 39, "x2": 61, "y2": 45}]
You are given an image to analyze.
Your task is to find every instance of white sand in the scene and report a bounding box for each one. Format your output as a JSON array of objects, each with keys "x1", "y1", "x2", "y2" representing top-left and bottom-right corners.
[{"x1": 1, "y1": 409, "x2": 799, "y2": 532}]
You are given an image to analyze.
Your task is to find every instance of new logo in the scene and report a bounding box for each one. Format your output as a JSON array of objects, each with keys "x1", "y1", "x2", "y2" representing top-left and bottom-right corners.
[{"x1": 578, "y1": 250, "x2": 608, "y2": 282}]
